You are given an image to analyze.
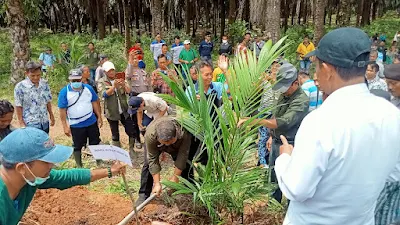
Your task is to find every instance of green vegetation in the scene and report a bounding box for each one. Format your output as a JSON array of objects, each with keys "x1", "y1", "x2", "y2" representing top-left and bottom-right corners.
[
  {"x1": 158, "y1": 37, "x2": 289, "y2": 223},
  {"x1": 0, "y1": 13, "x2": 399, "y2": 100}
]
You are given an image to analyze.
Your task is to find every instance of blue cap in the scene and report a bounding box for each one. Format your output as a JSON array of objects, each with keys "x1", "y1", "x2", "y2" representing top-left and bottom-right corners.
[
  {"x1": 0, "y1": 127, "x2": 73, "y2": 164},
  {"x1": 128, "y1": 96, "x2": 143, "y2": 115}
]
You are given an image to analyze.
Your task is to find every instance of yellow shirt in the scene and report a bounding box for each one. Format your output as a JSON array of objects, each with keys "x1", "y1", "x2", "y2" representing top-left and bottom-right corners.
[
  {"x1": 296, "y1": 42, "x2": 315, "y2": 59},
  {"x1": 212, "y1": 67, "x2": 224, "y2": 82}
]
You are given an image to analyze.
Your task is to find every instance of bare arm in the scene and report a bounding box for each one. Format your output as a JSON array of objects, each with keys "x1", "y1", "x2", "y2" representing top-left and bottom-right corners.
[
  {"x1": 239, "y1": 117, "x2": 278, "y2": 129},
  {"x1": 105, "y1": 86, "x2": 116, "y2": 97},
  {"x1": 158, "y1": 108, "x2": 167, "y2": 117},
  {"x1": 15, "y1": 106, "x2": 25, "y2": 127},
  {"x1": 90, "y1": 162, "x2": 126, "y2": 182},
  {"x1": 92, "y1": 100, "x2": 102, "y2": 120},
  {"x1": 47, "y1": 102, "x2": 55, "y2": 126},
  {"x1": 137, "y1": 110, "x2": 144, "y2": 128}
]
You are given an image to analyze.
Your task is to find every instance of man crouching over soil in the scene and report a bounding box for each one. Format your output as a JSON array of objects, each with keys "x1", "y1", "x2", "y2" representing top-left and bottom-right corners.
[
  {"x1": 0, "y1": 127, "x2": 126, "y2": 225},
  {"x1": 136, "y1": 116, "x2": 192, "y2": 206}
]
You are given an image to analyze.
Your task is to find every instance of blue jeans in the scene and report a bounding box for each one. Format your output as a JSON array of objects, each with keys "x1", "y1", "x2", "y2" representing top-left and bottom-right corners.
[
  {"x1": 90, "y1": 68, "x2": 96, "y2": 81},
  {"x1": 258, "y1": 126, "x2": 270, "y2": 166},
  {"x1": 300, "y1": 60, "x2": 311, "y2": 72}
]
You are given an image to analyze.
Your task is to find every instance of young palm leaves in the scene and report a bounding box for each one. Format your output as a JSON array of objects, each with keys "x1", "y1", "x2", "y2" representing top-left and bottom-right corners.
[{"x1": 160, "y1": 37, "x2": 290, "y2": 223}]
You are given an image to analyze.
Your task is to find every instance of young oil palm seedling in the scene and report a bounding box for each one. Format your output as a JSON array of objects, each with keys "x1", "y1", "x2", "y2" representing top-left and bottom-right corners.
[{"x1": 160, "y1": 37, "x2": 291, "y2": 223}]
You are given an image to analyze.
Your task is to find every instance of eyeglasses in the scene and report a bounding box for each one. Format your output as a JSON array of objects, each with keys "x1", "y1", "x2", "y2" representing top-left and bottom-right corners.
[{"x1": 71, "y1": 79, "x2": 81, "y2": 82}]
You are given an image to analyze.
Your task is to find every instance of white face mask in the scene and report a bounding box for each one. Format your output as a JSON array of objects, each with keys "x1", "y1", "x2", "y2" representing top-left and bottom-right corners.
[{"x1": 222, "y1": 40, "x2": 228, "y2": 44}]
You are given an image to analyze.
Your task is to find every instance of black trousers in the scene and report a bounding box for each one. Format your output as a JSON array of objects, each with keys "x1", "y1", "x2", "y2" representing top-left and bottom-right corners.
[
  {"x1": 139, "y1": 135, "x2": 200, "y2": 198},
  {"x1": 70, "y1": 122, "x2": 101, "y2": 152},
  {"x1": 107, "y1": 114, "x2": 140, "y2": 142}
]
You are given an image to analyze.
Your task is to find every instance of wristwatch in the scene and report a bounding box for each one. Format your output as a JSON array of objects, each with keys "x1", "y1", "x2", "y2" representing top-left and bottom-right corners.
[{"x1": 107, "y1": 167, "x2": 112, "y2": 178}]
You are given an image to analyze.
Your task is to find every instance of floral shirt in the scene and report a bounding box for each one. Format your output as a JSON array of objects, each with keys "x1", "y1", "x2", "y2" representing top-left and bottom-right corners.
[
  {"x1": 367, "y1": 75, "x2": 388, "y2": 92},
  {"x1": 14, "y1": 78, "x2": 52, "y2": 125}
]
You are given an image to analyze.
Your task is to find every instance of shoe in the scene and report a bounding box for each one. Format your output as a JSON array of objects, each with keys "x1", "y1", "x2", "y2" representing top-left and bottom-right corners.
[{"x1": 135, "y1": 194, "x2": 148, "y2": 207}]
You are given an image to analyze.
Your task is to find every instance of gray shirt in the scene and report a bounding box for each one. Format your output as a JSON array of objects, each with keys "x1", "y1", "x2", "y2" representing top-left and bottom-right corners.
[{"x1": 125, "y1": 65, "x2": 151, "y2": 94}]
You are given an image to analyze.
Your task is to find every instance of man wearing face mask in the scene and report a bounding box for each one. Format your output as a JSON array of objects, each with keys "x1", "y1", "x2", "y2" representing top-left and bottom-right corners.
[
  {"x1": 237, "y1": 61, "x2": 309, "y2": 203},
  {"x1": 219, "y1": 35, "x2": 233, "y2": 55},
  {"x1": 0, "y1": 127, "x2": 126, "y2": 225},
  {"x1": 58, "y1": 69, "x2": 103, "y2": 167}
]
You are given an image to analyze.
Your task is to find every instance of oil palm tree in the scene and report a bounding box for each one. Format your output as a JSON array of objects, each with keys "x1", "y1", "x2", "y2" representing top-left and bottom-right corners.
[{"x1": 160, "y1": 37, "x2": 291, "y2": 223}]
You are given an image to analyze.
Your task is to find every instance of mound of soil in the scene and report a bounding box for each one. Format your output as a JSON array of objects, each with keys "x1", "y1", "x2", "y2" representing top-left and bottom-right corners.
[
  {"x1": 21, "y1": 186, "x2": 283, "y2": 225},
  {"x1": 21, "y1": 186, "x2": 136, "y2": 225}
]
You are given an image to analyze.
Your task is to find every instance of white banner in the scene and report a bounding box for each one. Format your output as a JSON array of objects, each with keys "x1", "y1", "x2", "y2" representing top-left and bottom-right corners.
[{"x1": 88, "y1": 145, "x2": 133, "y2": 167}]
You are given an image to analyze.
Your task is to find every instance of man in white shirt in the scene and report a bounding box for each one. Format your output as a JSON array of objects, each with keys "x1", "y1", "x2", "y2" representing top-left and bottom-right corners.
[{"x1": 275, "y1": 27, "x2": 400, "y2": 225}]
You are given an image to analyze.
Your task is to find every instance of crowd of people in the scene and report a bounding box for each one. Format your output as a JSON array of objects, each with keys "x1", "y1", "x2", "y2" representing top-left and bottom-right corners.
[{"x1": 0, "y1": 27, "x2": 400, "y2": 225}]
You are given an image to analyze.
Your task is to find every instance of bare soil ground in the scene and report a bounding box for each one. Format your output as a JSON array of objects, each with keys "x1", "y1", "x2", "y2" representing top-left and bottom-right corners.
[{"x1": 16, "y1": 105, "x2": 283, "y2": 225}]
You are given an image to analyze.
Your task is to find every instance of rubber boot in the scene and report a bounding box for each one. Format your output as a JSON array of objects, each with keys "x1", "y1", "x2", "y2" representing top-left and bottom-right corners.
[
  {"x1": 128, "y1": 137, "x2": 138, "y2": 159},
  {"x1": 129, "y1": 137, "x2": 135, "y2": 153},
  {"x1": 73, "y1": 151, "x2": 83, "y2": 168},
  {"x1": 111, "y1": 140, "x2": 121, "y2": 147}
]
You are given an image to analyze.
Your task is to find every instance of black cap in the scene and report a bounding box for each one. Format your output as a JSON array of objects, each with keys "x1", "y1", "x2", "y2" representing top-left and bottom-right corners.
[
  {"x1": 305, "y1": 27, "x2": 372, "y2": 68},
  {"x1": 384, "y1": 64, "x2": 400, "y2": 81},
  {"x1": 272, "y1": 61, "x2": 298, "y2": 93},
  {"x1": 25, "y1": 61, "x2": 42, "y2": 70}
]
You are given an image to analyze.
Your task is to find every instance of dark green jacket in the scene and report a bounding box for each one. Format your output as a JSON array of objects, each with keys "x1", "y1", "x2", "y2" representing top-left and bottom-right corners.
[
  {"x1": 270, "y1": 87, "x2": 309, "y2": 144},
  {"x1": 98, "y1": 76, "x2": 129, "y2": 121}
]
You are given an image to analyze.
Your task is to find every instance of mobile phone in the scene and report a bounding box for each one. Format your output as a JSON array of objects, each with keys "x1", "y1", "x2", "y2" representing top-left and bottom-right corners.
[{"x1": 116, "y1": 72, "x2": 126, "y2": 80}]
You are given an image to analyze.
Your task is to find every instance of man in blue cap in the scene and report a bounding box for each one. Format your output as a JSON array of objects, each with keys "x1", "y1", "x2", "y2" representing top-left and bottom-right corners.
[
  {"x1": 0, "y1": 127, "x2": 126, "y2": 225},
  {"x1": 277, "y1": 27, "x2": 400, "y2": 225}
]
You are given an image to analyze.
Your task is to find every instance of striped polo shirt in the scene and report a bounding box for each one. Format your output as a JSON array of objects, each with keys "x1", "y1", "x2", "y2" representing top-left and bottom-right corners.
[{"x1": 301, "y1": 79, "x2": 323, "y2": 112}]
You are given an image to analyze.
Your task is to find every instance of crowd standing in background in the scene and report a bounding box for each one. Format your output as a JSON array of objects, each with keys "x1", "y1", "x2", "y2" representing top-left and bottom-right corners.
[{"x1": 1, "y1": 28, "x2": 400, "y2": 225}]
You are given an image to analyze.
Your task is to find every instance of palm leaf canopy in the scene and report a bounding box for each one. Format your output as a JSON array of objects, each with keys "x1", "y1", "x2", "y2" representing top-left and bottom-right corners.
[{"x1": 160, "y1": 37, "x2": 291, "y2": 222}]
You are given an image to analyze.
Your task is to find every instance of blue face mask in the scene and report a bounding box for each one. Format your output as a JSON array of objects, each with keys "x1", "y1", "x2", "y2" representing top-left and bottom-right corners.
[
  {"x1": 71, "y1": 82, "x2": 82, "y2": 89},
  {"x1": 22, "y1": 163, "x2": 50, "y2": 186}
]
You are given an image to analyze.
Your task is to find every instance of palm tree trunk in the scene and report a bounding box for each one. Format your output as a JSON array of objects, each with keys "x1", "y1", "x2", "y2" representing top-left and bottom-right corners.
[
  {"x1": 97, "y1": 0, "x2": 106, "y2": 39},
  {"x1": 228, "y1": 0, "x2": 236, "y2": 24},
  {"x1": 356, "y1": 0, "x2": 364, "y2": 26},
  {"x1": 265, "y1": 0, "x2": 280, "y2": 43},
  {"x1": 220, "y1": 0, "x2": 226, "y2": 38},
  {"x1": 118, "y1": 0, "x2": 124, "y2": 34},
  {"x1": 361, "y1": 0, "x2": 371, "y2": 26},
  {"x1": 152, "y1": 0, "x2": 163, "y2": 35},
  {"x1": 5, "y1": 0, "x2": 30, "y2": 84},
  {"x1": 122, "y1": 0, "x2": 131, "y2": 58},
  {"x1": 314, "y1": 0, "x2": 327, "y2": 45},
  {"x1": 185, "y1": 0, "x2": 190, "y2": 34}
]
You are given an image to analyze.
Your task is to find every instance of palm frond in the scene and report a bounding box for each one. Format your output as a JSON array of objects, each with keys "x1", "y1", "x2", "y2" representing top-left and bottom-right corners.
[{"x1": 160, "y1": 37, "x2": 291, "y2": 222}]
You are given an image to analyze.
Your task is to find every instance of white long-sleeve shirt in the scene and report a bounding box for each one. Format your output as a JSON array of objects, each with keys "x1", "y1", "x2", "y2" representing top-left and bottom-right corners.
[{"x1": 275, "y1": 83, "x2": 400, "y2": 225}]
